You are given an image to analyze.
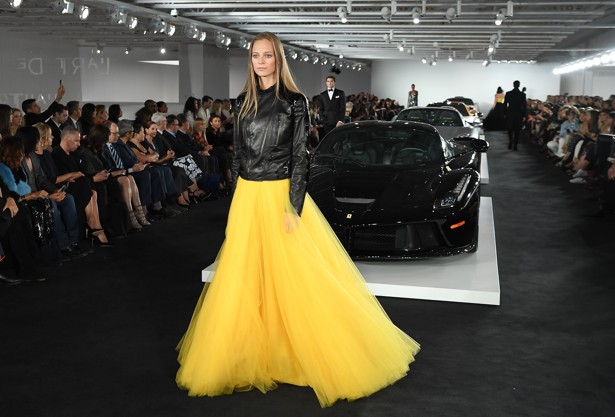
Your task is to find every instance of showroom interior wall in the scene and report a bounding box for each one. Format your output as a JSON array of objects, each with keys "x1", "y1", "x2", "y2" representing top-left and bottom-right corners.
[{"x1": 371, "y1": 60, "x2": 561, "y2": 113}]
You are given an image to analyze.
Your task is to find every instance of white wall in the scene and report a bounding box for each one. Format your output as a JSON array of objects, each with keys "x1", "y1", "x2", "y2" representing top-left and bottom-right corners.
[{"x1": 371, "y1": 60, "x2": 561, "y2": 113}]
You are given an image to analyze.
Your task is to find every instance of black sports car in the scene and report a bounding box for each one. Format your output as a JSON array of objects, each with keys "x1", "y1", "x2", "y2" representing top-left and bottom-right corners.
[{"x1": 307, "y1": 120, "x2": 489, "y2": 259}]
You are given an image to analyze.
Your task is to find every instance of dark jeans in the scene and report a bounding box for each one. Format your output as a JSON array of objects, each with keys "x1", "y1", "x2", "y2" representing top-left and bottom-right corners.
[{"x1": 51, "y1": 195, "x2": 79, "y2": 250}]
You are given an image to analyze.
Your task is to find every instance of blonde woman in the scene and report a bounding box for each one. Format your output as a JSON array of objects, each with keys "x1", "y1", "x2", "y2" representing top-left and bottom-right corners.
[
  {"x1": 9, "y1": 108, "x2": 23, "y2": 136},
  {"x1": 176, "y1": 32, "x2": 419, "y2": 407}
]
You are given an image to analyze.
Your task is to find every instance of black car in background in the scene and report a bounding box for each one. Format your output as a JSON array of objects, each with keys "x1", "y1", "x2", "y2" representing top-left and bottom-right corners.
[{"x1": 307, "y1": 121, "x2": 489, "y2": 259}]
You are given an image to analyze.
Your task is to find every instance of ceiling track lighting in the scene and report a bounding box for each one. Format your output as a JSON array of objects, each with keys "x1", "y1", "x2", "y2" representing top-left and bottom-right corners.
[
  {"x1": 124, "y1": 47, "x2": 131, "y2": 55},
  {"x1": 337, "y1": 6, "x2": 348, "y2": 23},
  {"x1": 166, "y1": 23, "x2": 176, "y2": 36},
  {"x1": 111, "y1": 8, "x2": 127, "y2": 25},
  {"x1": 95, "y1": 44, "x2": 103, "y2": 54},
  {"x1": 160, "y1": 46, "x2": 166, "y2": 54},
  {"x1": 184, "y1": 24, "x2": 199, "y2": 39},
  {"x1": 421, "y1": 57, "x2": 427, "y2": 64},
  {"x1": 51, "y1": 0, "x2": 74, "y2": 14},
  {"x1": 553, "y1": 49, "x2": 615, "y2": 75},
  {"x1": 198, "y1": 31, "x2": 207, "y2": 42},
  {"x1": 411, "y1": 7, "x2": 421, "y2": 24},
  {"x1": 76, "y1": 4, "x2": 89, "y2": 20},
  {"x1": 8, "y1": 0, "x2": 22, "y2": 8},
  {"x1": 170, "y1": 8, "x2": 178, "y2": 17}
]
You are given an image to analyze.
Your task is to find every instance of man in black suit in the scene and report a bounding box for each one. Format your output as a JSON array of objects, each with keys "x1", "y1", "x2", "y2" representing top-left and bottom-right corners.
[
  {"x1": 320, "y1": 76, "x2": 346, "y2": 135},
  {"x1": 46, "y1": 105, "x2": 68, "y2": 147},
  {"x1": 504, "y1": 80, "x2": 527, "y2": 151},
  {"x1": 22, "y1": 83, "x2": 65, "y2": 126},
  {"x1": 65, "y1": 101, "x2": 82, "y2": 135}
]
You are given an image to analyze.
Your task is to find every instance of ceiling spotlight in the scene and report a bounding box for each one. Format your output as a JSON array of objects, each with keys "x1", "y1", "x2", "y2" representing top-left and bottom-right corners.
[
  {"x1": 421, "y1": 57, "x2": 427, "y2": 64},
  {"x1": 337, "y1": 6, "x2": 348, "y2": 23},
  {"x1": 166, "y1": 24, "x2": 176, "y2": 36},
  {"x1": 312, "y1": 55, "x2": 319, "y2": 64},
  {"x1": 127, "y1": 16, "x2": 138, "y2": 30},
  {"x1": 339, "y1": 54, "x2": 344, "y2": 59},
  {"x1": 488, "y1": 44, "x2": 495, "y2": 56},
  {"x1": 445, "y1": 7, "x2": 456, "y2": 21},
  {"x1": 381, "y1": 6, "x2": 392, "y2": 22},
  {"x1": 8, "y1": 0, "x2": 23, "y2": 8},
  {"x1": 160, "y1": 46, "x2": 166, "y2": 54},
  {"x1": 448, "y1": 54, "x2": 453, "y2": 62},
  {"x1": 170, "y1": 8, "x2": 178, "y2": 17},
  {"x1": 299, "y1": 53, "x2": 309, "y2": 62},
  {"x1": 198, "y1": 31, "x2": 207, "y2": 42},
  {"x1": 495, "y1": 10, "x2": 505, "y2": 26},
  {"x1": 95, "y1": 44, "x2": 103, "y2": 54},
  {"x1": 76, "y1": 5, "x2": 89, "y2": 20},
  {"x1": 124, "y1": 47, "x2": 132, "y2": 55},
  {"x1": 412, "y1": 8, "x2": 421, "y2": 24},
  {"x1": 111, "y1": 8, "x2": 127, "y2": 25},
  {"x1": 357, "y1": 65, "x2": 362, "y2": 71},
  {"x1": 147, "y1": 18, "x2": 166, "y2": 34},
  {"x1": 184, "y1": 24, "x2": 199, "y2": 39},
  {"x1": 483, "y1": 59, "x2": 490, "y2": 67},
  {"x1": 288, "y1": 50, "x2": 298, "y2": 60}
]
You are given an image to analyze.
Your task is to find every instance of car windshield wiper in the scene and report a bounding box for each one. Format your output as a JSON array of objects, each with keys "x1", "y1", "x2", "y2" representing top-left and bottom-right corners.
[{"x1": 316, "y1": 153, "x2": 367, "y2": 167}]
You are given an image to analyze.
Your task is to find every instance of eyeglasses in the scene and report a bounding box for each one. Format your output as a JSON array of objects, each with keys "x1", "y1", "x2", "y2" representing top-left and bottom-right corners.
[{"x1": 110, "y1": 131, "x2": 120, "y2": 135}]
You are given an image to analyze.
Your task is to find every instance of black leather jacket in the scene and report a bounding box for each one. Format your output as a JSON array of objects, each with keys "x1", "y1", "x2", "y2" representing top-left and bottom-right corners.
[{"x1": 232, "y1": 84, "x2": 309, "y2": 215}]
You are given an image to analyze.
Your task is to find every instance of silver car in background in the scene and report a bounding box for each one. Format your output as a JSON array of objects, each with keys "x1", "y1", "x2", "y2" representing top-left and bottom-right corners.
[{"x1": 393, "y1": 106, "x2": 482, "y2": 141}]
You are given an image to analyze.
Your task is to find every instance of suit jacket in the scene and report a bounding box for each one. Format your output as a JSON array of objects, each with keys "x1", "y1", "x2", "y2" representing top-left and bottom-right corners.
[
  {"x1": 65, "y1": 117, "x2": 83, "y2": 135},
  {"x1": 320, "y1": 88, "x2": 346, "y2": 126},
  {"x1": 162, "y1": 130, "x2": 195, "y2": 158},
  {"x1": 504, "y1": 88, "x2": 527, "y2": 122},
  {"x1": 46, "y1": 120, "x2": 63, "y2": 147},
  {"x1": 177, "y1": 130, "x2": 203, "y2": 154},
  {"x1": 109, "y1": 140, "x2": 138, "y2": 169},
  {"x1": 24, "y1": 101, "x2": 63, "y2": 126},
  {"x1": 21, "y1": 153, "x2": 58, "y2": 193}
]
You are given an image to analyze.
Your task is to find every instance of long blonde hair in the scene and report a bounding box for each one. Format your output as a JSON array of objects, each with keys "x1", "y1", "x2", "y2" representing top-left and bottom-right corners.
[{"x1": 238, "y1": 32, "x2": 302, "y2": 121}]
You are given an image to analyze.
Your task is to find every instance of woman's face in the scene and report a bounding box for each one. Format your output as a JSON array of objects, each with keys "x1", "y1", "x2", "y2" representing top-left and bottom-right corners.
[
  {"x1": 134, "y1": 127, "x2": 144, "y2": 141},
  {"x1": 145, "y1": 124, "x2": 157, "y2": 138},
  {"x1": 251, "y1": 39, "x2": 276, "y2": 79},
  {"x1": 97, "y1": 108, "x2": 108, "y2": 120},
  {"x1": 210, "y1": 117, "x2": 221, "y2": 130},
  {"x1": 10, "y1": 110, "x2": 22, "y2": 126}
]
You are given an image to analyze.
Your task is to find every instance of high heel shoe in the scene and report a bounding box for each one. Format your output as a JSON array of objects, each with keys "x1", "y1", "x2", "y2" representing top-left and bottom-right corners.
[
  {"x1": 134, "y1": 205, "x2": 151, "y2": 226},
  {"x1": 88, "y1": 228, "x2": 115, "y2": 248},
  {"x1": 128, "y1": 210, "x2": 143, "y2": 231}
]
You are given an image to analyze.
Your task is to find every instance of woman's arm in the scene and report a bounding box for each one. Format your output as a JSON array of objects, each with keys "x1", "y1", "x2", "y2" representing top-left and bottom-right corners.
[{"x1": 289, "y1": 96, "x2": 309, "y2": 216}]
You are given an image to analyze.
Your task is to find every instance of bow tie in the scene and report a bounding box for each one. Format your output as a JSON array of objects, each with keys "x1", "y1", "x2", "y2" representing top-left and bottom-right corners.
[{"x1": 328, "y1": 89, "x2": 333, "y2": 92}]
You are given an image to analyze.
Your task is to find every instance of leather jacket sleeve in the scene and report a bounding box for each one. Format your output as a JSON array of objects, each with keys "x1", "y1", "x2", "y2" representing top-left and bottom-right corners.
[
  {"x1": 231, "y1": 95, "x2": 244, "y2": 190},
  {"x1": 289, "y1": 96, "x2": 309, "y2": 216}
]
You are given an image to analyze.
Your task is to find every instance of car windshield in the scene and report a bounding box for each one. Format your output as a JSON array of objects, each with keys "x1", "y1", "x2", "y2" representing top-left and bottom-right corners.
[
  {"x1": 447, "y1": 97, "x2": 474, "y2": 106},
  {"x1": 445, "y1": 102, "x2": 470, "y2": 116},
  {"x1": 396, "y1": 108, "x2": 464, "y2": 127},
  {"x1": 317, "y1": 125, "x2": 446, "y2": 167}
]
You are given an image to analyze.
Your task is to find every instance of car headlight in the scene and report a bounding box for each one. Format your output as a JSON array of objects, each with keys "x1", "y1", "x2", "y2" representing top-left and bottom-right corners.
[{"x1": 437, "y1": 174, "x2": 471, "y2": 208}]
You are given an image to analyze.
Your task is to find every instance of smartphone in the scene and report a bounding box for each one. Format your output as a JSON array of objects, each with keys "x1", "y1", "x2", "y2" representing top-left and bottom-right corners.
[{"x1": 59, "y1": 182, "x2": 69, "y2": 192}]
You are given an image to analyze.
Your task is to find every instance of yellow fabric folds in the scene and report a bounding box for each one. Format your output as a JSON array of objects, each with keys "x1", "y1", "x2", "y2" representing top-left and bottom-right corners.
[{"x1": 176, "y1": 177, "x2": 420, "y2": 407}]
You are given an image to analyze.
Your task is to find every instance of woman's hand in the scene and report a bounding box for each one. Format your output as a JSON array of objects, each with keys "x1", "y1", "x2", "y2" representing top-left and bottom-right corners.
[
  {"x1": 4, "y1": 197, "x2": 18, "y2": 217},
  {"x1": 49, "y1": 191, "x2": 66, "y2": 202},
  {"x1": 93, "y1": 170, "x2": 110, "y2": 182},
  {"x1": 69, "y1": 171, "x2": 84, "y2": 182},
  {"x1": 283, "y1": 212, "x2": 299, "y2": 233}
]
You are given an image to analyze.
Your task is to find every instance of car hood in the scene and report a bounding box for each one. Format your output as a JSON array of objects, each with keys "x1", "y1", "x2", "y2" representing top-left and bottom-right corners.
[
  {"x1": 434, "y1": 125, "x2": 480, "y2": 141},
  {"x1": 313, "y1": 164, "x2": 445, "y2": 225}
]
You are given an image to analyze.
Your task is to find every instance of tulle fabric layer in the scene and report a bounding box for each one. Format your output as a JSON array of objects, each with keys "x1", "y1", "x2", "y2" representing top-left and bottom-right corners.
[{"x1": 176, "y1": 177, "x2": 420, "y2": 407}]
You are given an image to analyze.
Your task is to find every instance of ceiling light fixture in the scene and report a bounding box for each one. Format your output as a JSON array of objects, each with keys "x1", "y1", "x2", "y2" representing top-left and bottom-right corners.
[
  {"x1": 127, "y1": 16, "x2": 138, "y2": 30},
  {"x1": 421, "y1": 57, "x2": 427, "y2": 64},
  {"x1": 495, "y1": 10, "x2": 505, "y2": 26},
  {"x1": 198, "y1": 31, "x2": 207, "y2": 42},
  {"x1": 381, "y1": 6, "x2": 392, "y2": 22},
  {"x1": 170, "y1": 8, "x2": 178, "y2": 17},
  {"x1": 184, "y1": 24, "x2": 199, "y2": 39},
  {"x1": 8, "y1": 0, "x2": 22, "y2": 8},
  {"x1": 337, "y1": 6, "x2": 348, "y2": 23},
  {"x1": 166, "y1": 24, "x2": 176, "y2": 36},
  {"x1": 76, "y1": 4, "x2": 89, "y2": 20},
  {"x1": 95, "y1": 44, "x2": 103, "y2": 54},
  {"x1": 412, "y1": 8, "x2": 421, "y2": 24},
  {"x1": 160, "y1": 46, "x2": 166, "y2": 54},
  {"x1": 111, "y1": 8, "x2": 127, "y2": 25},
  {"x1": 124, "y1": 47, "x2": 131, "y2": 55}
]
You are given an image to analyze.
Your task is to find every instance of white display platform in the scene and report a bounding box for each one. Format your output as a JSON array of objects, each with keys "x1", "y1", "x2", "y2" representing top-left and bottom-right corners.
[
  {"x1": 202, "y1": 197, "x2": 500, "y2": 306},
  {"x1": 481, "y1": 153, "x2": 489, "y2": 184}
]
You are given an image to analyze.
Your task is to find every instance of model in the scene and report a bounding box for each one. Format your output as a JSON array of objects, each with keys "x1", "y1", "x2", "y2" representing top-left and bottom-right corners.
[{"x1": 175, "y1": 32, "x2": 420, "y2": 408}]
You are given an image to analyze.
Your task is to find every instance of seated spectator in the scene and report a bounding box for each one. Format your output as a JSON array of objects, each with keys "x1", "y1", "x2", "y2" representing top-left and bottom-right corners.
[
  {"x1": 9, "y1": 108, "x2": 23, "y2": 136},
  {"x1": 547, "y1": 108, "x2": 579, "y2": 157},
  {"x1": 93, "y1": 104, "x2": 108, "y2": 125},
  {"x1": 17, "y1": 126, "x2": 87, "y2": 260},
  {"x1": 51, "y1": 126, "x2": 113, "y2": 247},
  {"x1": 108, "y1": 104, "x2": 123, "y2": 124},
  {"x1": 0, "y1": 170, "x2": 46, "y2": 283},
  {"x1": 206, "y1": 114, "x2": 233, "y2": 187},
  {"x1": 46, "y1": 104, "x2": 68, "y2": 147},
  {"x1": 183, "y1": 96, "x2": 200, "y2": 129},
  {"x1": 0, "y1": 136, "x2": 61, "y2": 268},
  {"x1": 79, "y1": 103, "x2": 96, "y2": 139}
]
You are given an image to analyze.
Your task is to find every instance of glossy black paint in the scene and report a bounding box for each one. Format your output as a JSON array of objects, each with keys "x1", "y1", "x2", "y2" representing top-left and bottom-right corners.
[{"x1": 307, "y1": 120, "x2": 486, "y2": 259}]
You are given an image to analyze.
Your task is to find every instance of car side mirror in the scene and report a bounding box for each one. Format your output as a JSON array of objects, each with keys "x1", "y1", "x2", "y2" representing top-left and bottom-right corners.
[{"x1": 470, "y1": 138, "x2": 489, "y2": 152}]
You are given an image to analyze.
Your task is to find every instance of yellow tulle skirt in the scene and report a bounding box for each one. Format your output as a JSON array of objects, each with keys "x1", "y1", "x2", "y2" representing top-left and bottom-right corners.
[{"x1": 176, "y1": 177, "x2": 420, "y2": 407}]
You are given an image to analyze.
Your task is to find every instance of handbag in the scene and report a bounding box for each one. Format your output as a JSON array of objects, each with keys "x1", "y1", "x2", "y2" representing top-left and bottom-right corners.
[{"x1": 23, "y1": 198, "x2": 55, "y2": 246}]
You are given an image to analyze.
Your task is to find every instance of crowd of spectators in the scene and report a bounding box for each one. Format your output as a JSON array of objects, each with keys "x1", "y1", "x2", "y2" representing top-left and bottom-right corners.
[
  {"x1": 525, "y1": 94, "x2": 615, "y2": 217},
  {"x1": 0, "y1": 87, "x2": 235, "y2": 286}
]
